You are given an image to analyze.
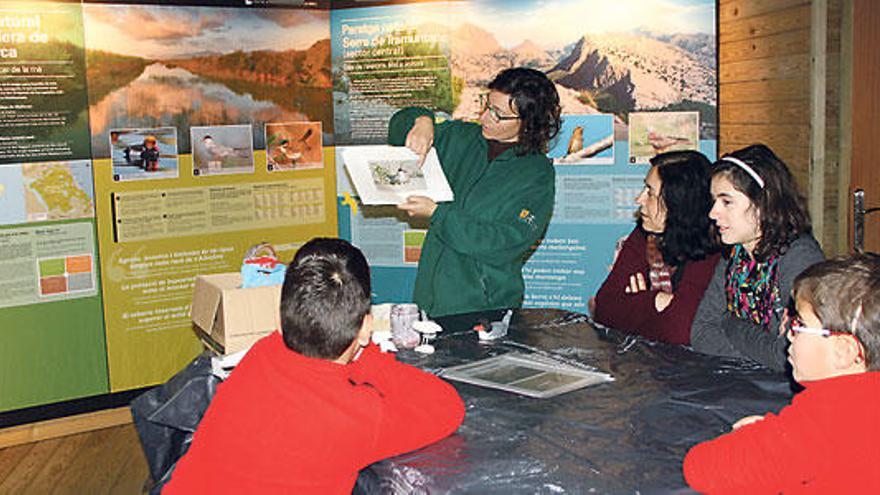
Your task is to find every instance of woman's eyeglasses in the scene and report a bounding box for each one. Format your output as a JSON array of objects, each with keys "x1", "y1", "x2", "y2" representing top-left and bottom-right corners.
[{"x1": 478, "y1": 93, "x2": 520, "y2": 122}]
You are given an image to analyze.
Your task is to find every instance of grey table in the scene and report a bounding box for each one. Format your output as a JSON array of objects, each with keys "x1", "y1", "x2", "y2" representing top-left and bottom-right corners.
[{"x1": 358, "y1": 309, "x2": 793, "y2": 494}]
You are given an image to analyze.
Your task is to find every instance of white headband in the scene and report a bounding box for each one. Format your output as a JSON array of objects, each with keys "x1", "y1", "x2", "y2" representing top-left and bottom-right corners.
[{"x1": 721, "y1": 156, "x2": 764, "y2": 189}]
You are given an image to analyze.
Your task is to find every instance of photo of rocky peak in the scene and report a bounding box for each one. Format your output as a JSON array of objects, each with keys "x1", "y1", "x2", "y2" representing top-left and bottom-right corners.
[
  {"x1": 547, "y1": 32, "x2": 716, "y2": 110},
  {"x1": 447, "y1": 18, "x2": 716, "y2": 138}
]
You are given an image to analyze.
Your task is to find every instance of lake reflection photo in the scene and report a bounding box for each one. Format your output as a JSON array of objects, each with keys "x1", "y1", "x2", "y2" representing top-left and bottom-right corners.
[{"x1": 83, "y1": 4, "x2": 332, "y2": 158}]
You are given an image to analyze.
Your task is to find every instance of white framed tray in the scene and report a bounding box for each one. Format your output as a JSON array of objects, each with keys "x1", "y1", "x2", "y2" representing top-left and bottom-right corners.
[{"x1": 441, "y1": 352, "x2": 612, "y2": 399}]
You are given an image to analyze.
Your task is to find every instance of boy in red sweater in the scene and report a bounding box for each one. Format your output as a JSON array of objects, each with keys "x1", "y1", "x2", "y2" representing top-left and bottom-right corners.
[
  {"x1": 683, "y1": 254, "x2": 880, "y2": 494},
  {"x1": 164, "y1": 238, "x2": 465, "y2": 494}
]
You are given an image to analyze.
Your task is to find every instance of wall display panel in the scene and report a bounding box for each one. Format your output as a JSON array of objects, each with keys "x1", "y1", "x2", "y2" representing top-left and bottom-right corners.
[
  {"x1": 83, "y1": 2, "x2": 334, "y2": 156},
  {"x1": 333, "y1": 0, "x2": 717, "y2": 313},
  {"x1": 81, "y1": 1, "x2": 337, "y2": 391},
  {"x1": 336, "y1": 197, "x2": 418, "y2": 304},
  {"x1": 0, "y1": 0, "x2": 717, "y2": 412},
  {"x1": 0, "y1": 1, "x2": 109, "y2": 412},
  {"x1": 330, "y1": 1, "x2": 455, "y2": 145},
  {"x1": 0, "y1": 1, "x2": 91, "y2": 164}
]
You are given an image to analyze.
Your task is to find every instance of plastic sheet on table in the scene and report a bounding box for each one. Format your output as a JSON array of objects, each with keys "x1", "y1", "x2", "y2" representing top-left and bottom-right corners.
[{"x1": 359, "y1": 308, "x2": 792, "y2": 494}]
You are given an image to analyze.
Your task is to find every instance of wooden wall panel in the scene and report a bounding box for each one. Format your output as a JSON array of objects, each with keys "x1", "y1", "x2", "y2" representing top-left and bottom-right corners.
[
  {"x1": 719, "y1": 0, "x2": 808, "y2": 21},
  {"x1": 823, "y1": 0, "x2": 844, "y2": 253},
  {"x1": 719, "y1": 29, "x2": 810, "y2": 63},
  {"x1": 719, "y1": 101, "x2": 809, "y2": 125},
  {"x1": 720, "y1": 54, "x2": 810, "y2": 82},
  {"x1": 720, "y1": 78, "x2": 809, "y2": 104},
  {"x1": 720, "y1": 124, "x2": 810, "y2": 150},
  {"x1": 720, "y1": 5, "x2": 810, "y2": 42}
]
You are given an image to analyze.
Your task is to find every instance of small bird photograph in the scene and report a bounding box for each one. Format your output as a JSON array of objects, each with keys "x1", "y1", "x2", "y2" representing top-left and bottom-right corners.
[
  {"x1": 627, "y1": 111, "x2": 700, "y2": 164},
  {"x1": 108, "y1": 126, "x2": 179, "y2": 181},
  {"x1": 190, "y1": 125, "x2": 255, "y2": 176},
  {"x1": 265, "y1": 122, "x2": 323, "y2": 171},
  {"x1": 548, "y1": 114, "x2": 615, "y2": 165}
]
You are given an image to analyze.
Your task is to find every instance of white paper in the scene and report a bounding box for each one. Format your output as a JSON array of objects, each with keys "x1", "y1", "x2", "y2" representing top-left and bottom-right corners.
[{"x1": 342, "y1": 145, "x2": 454, "y2": 205}]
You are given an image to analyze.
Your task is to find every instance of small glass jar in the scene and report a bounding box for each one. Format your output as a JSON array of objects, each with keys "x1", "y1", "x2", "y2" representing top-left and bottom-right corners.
[{"x1": 390, "y1": 303, "x2": 420, "y2": 349}]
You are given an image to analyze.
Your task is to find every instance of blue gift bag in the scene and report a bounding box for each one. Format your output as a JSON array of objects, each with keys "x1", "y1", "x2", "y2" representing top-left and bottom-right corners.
[{"x1": 241, "y1": 243, "x2": 286, "y2": 288}]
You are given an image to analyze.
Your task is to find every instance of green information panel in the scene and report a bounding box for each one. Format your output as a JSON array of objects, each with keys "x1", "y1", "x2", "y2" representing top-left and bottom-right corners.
[{"x1": 0, "y1": 2, "x2": 109, "y2": 412}]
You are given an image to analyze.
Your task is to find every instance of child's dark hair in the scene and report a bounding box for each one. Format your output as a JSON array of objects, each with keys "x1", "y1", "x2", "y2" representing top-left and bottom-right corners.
[
  {"x1": 280, "y1": 238, "x2": 371, "y2": 359},
  {"x1": 793, "y1": 254, "x2": 880, "y2": 369},
  {"x1": 711, "y1": 144, "x2": 812, "y2": 261},
  {"x1": 649, "y1": 150, "x2": 718, "y2": 267},
  {"x1": 488, "y1": 67, "x2": 561, "y2": 155}
]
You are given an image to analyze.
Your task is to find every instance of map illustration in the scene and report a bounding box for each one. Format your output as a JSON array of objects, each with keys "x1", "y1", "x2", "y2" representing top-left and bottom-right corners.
[{"x1": 0, "y1": 161, "x2": 95, "y2": 226}]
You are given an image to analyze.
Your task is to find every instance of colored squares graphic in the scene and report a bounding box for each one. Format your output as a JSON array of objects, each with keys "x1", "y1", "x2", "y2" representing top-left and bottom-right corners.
[
  {"x1": 66, "y1": 255, "x2": 92, "y2": 274},
  {"x1": 40, "y1": 276, "x2": 67, "y2": 295},
  {"x1": 39, "y1": 258, "x2": 66, "y2": 277},
  {"x1": 38, "y1": 254, "x2": 94, "y2": 297},
  {"x1": 68, "y1": 273, "x2": 93, "y2": 291},
  {"x1": 404, "y1": 230, "x2": 426, "y2": 264}
]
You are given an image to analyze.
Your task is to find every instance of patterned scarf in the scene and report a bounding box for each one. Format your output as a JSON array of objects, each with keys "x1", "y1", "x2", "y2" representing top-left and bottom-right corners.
[
  {"x1": 724, "y1": 244, "x2": 780, "y2": 327},
  {"x1": 645, "y1": 234, "x2": 675, "y2": 293}
]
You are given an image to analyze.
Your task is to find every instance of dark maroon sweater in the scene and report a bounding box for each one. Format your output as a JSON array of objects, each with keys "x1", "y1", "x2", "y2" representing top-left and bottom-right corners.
[{"x1": 593, "y1": 227, "x2": 719, "y2": 345}]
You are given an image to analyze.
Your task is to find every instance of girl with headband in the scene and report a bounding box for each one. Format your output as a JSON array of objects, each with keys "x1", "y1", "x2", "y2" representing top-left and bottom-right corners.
[{"x1": 690, "y1": 144, "x2": 824, "y2": 370}]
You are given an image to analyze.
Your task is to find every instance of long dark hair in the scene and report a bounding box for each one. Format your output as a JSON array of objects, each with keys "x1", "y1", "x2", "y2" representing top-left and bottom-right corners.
[
  {"x1": 711, "y1": 144, "x2": 812, "y2": 261},
  {"x1": 488, "y1": 67, "x2": 561, "y2": 155},
  {"x1": 649, "y1": 150, "x2": 718, "y2": 267}
]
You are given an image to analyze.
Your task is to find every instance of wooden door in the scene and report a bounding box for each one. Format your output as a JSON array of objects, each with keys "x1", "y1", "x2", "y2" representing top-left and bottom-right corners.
[{"x1": 851, "y1": 0, "x2": 880, "y2": 254}]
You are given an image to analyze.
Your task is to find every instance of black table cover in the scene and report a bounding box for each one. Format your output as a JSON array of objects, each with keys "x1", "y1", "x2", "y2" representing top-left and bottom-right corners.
[{"x1": 357, "y1": 309, "x2": 793, "y2": 494}]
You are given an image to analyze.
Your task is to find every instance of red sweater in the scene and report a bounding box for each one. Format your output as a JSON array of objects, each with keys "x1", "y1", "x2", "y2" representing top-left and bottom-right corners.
[
  {"x1": 163, "y1": 332, "x2": 464, "y2": 494},
  {"x1": 683, "y1": 372, "x2": 880, "y2": 494},
  {"x1": 593, "y1": 228, "x2": 719, "y2": 344}
]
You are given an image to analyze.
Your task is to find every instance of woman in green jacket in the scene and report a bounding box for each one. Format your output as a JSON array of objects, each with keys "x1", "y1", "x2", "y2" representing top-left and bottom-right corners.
[{"x1": 388, "y1": 67, "x2": 561, "y2": 326}]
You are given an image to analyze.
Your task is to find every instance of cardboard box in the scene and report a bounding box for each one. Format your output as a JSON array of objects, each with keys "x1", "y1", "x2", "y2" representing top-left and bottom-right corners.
[{"x1": 191, "y1": 273, "x2": 281, "y2": 355}]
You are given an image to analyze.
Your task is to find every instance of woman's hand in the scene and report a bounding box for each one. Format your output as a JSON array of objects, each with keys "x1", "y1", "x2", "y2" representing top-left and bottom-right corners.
[
  {"x1": 655, "y1": 292, "x2": 674, "y2": 312},
  {"x1": 732, "y1": 415, "x2": 765, "y2": 430},
  {"x1": 624, "y1": 272, "x2": 647, "y2": 294},
  {"x1": 397, "y1": 195, "x2": 437, "y2": 218},
  {"x1": 405, "y1": 116, "x2": 434, "y2": 166}
]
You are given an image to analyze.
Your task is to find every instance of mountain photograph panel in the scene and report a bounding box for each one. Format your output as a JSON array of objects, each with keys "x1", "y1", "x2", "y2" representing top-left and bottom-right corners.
[{"x1": 448, "y1": 0, "x2": 717, "y2": 140}]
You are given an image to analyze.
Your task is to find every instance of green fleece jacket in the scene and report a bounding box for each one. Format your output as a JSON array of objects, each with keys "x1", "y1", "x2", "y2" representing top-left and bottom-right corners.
[{"x1": 388, "y1": 107, "x2": 555, "y2": 317}]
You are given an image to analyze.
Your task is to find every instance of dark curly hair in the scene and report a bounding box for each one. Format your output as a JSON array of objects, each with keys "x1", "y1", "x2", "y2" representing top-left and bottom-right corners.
[
  {"x1": 487, "y1": 67, "x2": 561, "y2": 155},
  {"x1": 711, "y1": 144, "x2": 812, "y2": 261},
  {"x1": 647, "y1": 151, "x2": 719, "y2": 271}
]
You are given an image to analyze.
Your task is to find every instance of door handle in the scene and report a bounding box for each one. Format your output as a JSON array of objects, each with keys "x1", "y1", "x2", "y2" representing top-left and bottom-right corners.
[{"x1": 853, "y1": 189, "x2": 880, "y2": 254}]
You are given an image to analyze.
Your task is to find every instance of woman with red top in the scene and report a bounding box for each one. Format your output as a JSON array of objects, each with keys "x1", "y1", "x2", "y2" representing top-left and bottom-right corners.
[{"x1": 591, "y1": 150, "x2": 720, "y2": 344}]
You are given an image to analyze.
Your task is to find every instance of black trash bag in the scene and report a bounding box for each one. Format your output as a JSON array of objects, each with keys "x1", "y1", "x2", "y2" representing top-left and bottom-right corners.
[{"x1": 130, "y1": 352, "x2": 221, "y2": 494}]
